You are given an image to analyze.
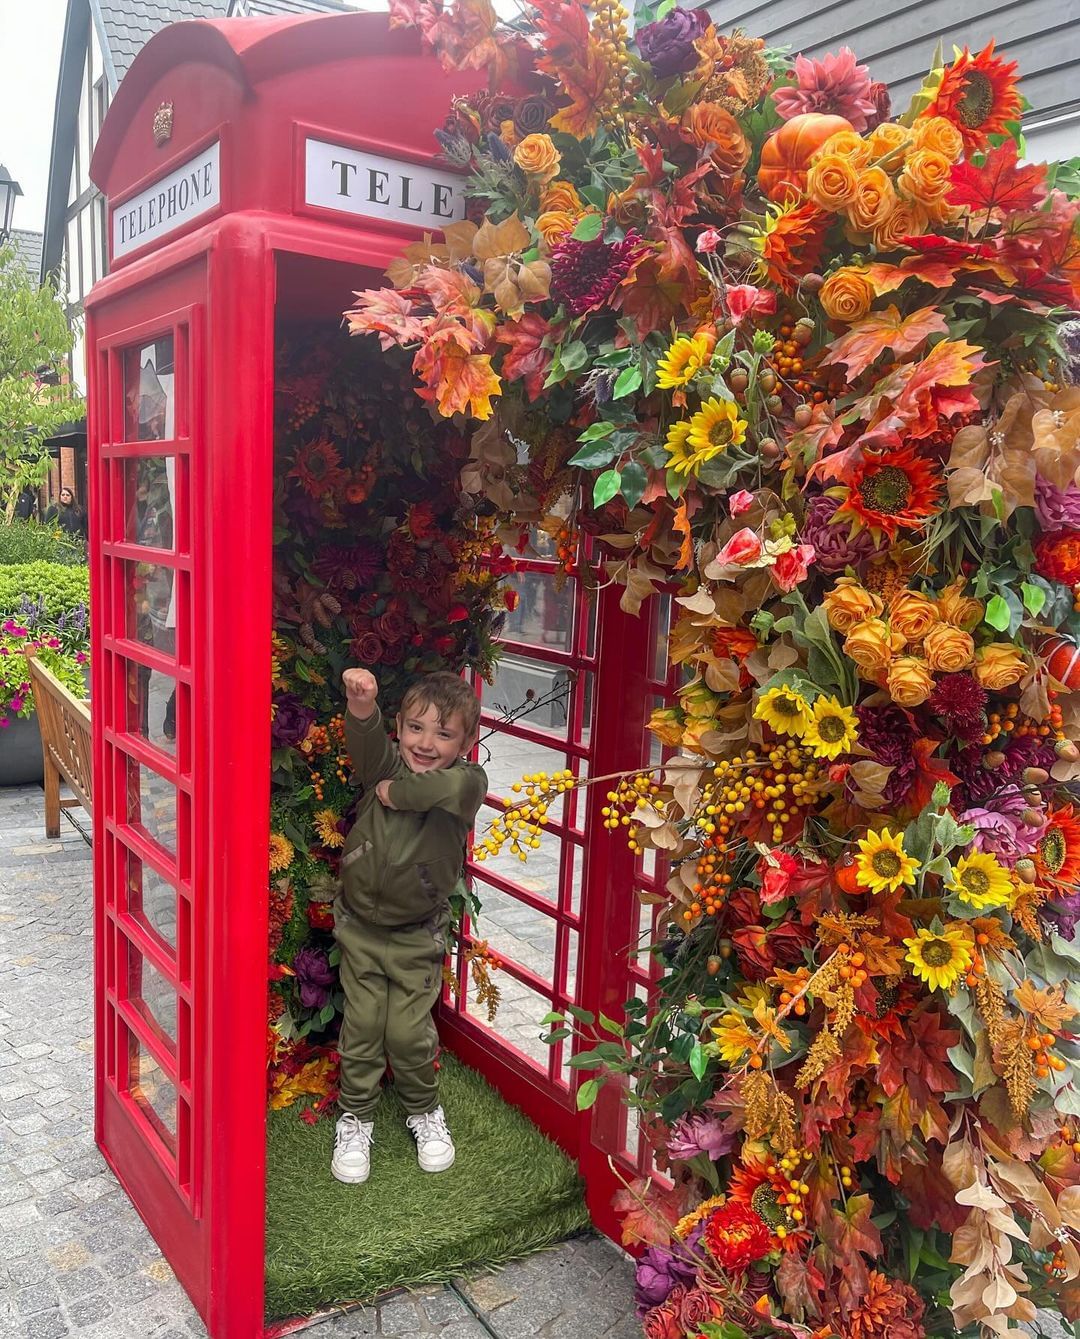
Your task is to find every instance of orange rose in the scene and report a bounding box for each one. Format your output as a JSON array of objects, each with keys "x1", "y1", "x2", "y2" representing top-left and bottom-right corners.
[
  {"x1": 537, "y1": 209, "x2": 576, "y2": 247},
  {"x1": 872, "y1": 198, "x2": 927, "y2": 250},
  {"x1": 888, "y1": 591, "x2": 939, "y2": 643},
  {"x1": 684, "y1": 103, "x2": 750, "y2": 175},
  {"x1": 937, "y1": 582, "x2": 984, "y2": 631},
  {"x1": 806, "y1": 154, "x2": 860, "y2": 212},
  {"x1": 499, "y1": 119, "x2": 519, "y2": 149},
  {"x1": 974, "y1": 644, "x2": 1027, "y2": 691},
  {"x1": 844, "y1": 618, "x2": 895, "y2": 675},
  {"x1": 816, "y1": 130, "x2": 872, "y2": 169},
  {"x1": 912, "y1": 115, "x2": 964, "y2": 163},
  {"x1": 541, "y1": 180, "x2": 582, "y2": 213},
  {"x1": 898, "y1": 149, "x2": 953, "y2": 204},
  {"x1": 513, "y1": 133, "x2": 561, "y2": 182},
  {"x1": 887, "y1": 655, "x2": 934, "y2": 707},
  {"x1": 866, "y1": 122, "x2": 911, "y2": 162},
  {"x1": 824, "y1": 577, "x2": 884, "y2": 633},
  {"x1": 847, "y1": 167, "x2": 897, "y2": 233},
  {"x1": 819, "y1": 268, "x2": 875, "y2": 323},
  {"x1": 923, "y1": 624, "x2": 976, "y2": 673}
]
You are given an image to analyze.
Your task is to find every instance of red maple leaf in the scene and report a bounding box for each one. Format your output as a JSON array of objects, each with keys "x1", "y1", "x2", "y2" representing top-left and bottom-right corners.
[
  {"x1": 877, "y1": 1004, "x2": 960, "y2": 1101},
  {"x1": 612, "y1": 1176, "x2": 683, "y2": 1247},
  {"x1": 899, "y1": 1150, "x2": 969, "y2": 1232},
  {"x1": 497, "y1": 313, "x2": 554, "y2": 402},
  {"x1": 947, "y1": 141, "x2": 1048, "y2": 214}
]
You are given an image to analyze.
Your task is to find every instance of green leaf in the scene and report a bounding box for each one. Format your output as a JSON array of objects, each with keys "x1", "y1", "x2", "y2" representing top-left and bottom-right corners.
[
  {"x1": 1022, "y1": 581, "x2": 1047, "y2": 617},
  {"x1": 569, "y1": 441, "x2": 619, "y2": 469},
  {"x1": 577, "y1": 421, "x2": 618, "y2": 442},
  {"x1": 619, "y1": 460, "x2": 647, "y2": 510},
  {"x1": 318, "y1": 1003, "x2": 336, "y2": 1025},
  {"x1": 613, "y1": 365, "x2": 642, "y2": 399},
  {"x1": 599, "y1": 1011, "x2": 625, "y2": 1037},
  {"x1": 543, "y1": 1027, "x2": 572, "y2": 1043},
  {"x1": 575, "y1": 1078, "x2": 601, "y2": 1110},
  {"x1": 984, "y1": 594, "x2": 1010, "y2": 631},
  {"x1": 593, "y1": 469, "x2": 622, "y2": 506},
  {"x1": 571, "y1": 213, "x2": 603, "y2": 242},
  {"x1": 566, "y1": 1004, "x2": 595, "y2": 1024},
  {"x1": 560, "y1": 340, "x2": 589, "y2": 372},
  {"x1": 689, "y1": 1041, "x2": 708, "y2": 1080},
  {"x1": 540, "y1": 1010, "x2": 565, "y2": 1025}
]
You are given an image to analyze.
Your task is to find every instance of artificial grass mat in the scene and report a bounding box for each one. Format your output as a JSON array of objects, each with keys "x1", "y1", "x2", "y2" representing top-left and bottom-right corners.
[{"x1": 264, "y1": 1055, "x2": 590, "y2": 1319}]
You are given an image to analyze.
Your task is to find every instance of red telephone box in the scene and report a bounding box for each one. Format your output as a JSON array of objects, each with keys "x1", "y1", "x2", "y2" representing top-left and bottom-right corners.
[{"x1": 85, "y1": 13, "x2": 672, "y2": 1338}]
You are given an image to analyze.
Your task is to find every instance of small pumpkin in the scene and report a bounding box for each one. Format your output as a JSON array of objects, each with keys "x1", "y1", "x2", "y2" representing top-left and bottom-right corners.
[
  {"x1": 1040, "y1": 634, "x2": 1080, "y2": 691},
  {"x1": 758, "y1": 113, "x2": 854, "y2": 204}
]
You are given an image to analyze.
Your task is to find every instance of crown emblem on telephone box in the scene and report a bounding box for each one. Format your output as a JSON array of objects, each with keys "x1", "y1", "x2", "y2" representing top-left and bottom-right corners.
[{"x1": 152, "y1": 102, "x2": 174, "y2": 147}]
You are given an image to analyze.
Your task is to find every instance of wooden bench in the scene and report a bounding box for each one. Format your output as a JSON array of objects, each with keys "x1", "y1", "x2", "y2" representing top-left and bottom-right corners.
[{"x1": 24, "y1": 652, "x2": 92, "y2": 838}]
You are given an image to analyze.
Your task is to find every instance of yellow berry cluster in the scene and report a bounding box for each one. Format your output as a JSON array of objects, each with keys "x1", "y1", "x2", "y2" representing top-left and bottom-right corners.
[
  {"x1": 601, "y1": 773, "x2": 663, "y2": 854},
  {"x1": 589, "y1": 0, "x2": 631, "y2": 123},
  {"x1": 706, "y1": 747, "x2": 822, "y2": 845},
  {"x1": 473, "y1": 769, "x2": 575, "y2": 863},
  {"x1": 838, "y1": 1163, "x2": 856, "y2": 1192},
  {"x1": 764, "y1": 1148, "x2": 811, "y2": 1236}
]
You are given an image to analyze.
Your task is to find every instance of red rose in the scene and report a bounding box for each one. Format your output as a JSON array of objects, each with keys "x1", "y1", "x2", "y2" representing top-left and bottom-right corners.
[
  {"x1": 351, "y1": 632, "x2": 384, "y2": 664},
  {"x1": 447, "y1": 604, "x2": 470, "y2": 623},
  {"x1": 771, "y1": 542, "x2": 815, "y2": 593},
  {"x1": 307, "y1": 901, "x2": 335, "y2": 931},
  {"x1": 375, "y1": 611, "x2": 408, "y2": 644},
  {"x1": 714, "y1": 527, "x2": 762, "y2": 567},
  {"x1": 679, "y1": 1286, "x2": 723, "y2": 1331},
  {"x1": 642, "y1": 1286, "x2": 687, "y2": 1339},
  {"x1": 504, "y1": 589, "x2": 519, "y2": 612}
]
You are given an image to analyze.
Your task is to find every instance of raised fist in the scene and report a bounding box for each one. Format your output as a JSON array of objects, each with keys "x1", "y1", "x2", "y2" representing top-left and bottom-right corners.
[{"x1": 342, "y1": 667, "x2": 378, "y2": 718}]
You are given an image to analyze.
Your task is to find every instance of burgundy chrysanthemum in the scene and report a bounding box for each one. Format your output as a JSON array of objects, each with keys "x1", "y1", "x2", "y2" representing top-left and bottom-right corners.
[
  {"x1": 550, "y1": 230, "x2": 649, "y2": 318},
  {"x1": 928, "y1": 673, "x2": 987, "y2": 740},
  {"x1": 850, "y1": 704, "x2": 920, "y2": 805},
  {"x1": 801, "y1": 494, "x2": 884, "y2": 573}
]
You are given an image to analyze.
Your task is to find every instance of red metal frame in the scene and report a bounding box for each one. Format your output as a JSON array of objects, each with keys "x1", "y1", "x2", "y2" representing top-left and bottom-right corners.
[{"x1": 84, "y1": 10, "x2": 678, "y2": 1337}]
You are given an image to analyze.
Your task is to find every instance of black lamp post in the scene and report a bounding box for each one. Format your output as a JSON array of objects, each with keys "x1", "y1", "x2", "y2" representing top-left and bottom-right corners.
[{"x1": 0, "y1": 164, "x2": 23, "y2": 242}]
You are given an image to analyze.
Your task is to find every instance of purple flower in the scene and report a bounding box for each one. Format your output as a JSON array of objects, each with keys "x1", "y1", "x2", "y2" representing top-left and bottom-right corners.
[
  {"x1": 271, "y1": 693, "x2": 317, "y2": 749},
  {"x1": 634, "y1": 1229, "x2": 702, "y2": 1314},
  {"x1": 550, "y1": 230, "x2": 648, "y2": 318},
  {"x1": 293, "y1": 947, "x2": 336, "y2": 1010},
  {"x1": 635, "y1": 5, "x2": 709, "y2": 78},
  {"x1": 801, "y1": 495, "x2": 883, "y2": 574},
  {"x1": 1036, "y1": 476, "x2": 1080, "y2": 529},
  {"x1": 666, "y1": 1111, "x2": 733, "y2": 1162},
  {"x1": 959, "y1": 787, "x2": 1045, "y2": 865}
]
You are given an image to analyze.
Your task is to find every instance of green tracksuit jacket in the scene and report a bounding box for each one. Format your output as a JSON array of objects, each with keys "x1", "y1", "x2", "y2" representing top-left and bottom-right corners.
[{"x1": 339, "y1": 706, "x2": 487, "y2": 926}]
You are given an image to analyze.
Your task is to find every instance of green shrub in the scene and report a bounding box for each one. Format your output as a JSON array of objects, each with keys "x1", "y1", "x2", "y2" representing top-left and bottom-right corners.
[
  {"x1": 0, "y1": 562, "x2": 90, "y2": 625},
  {"x1": 0, "y1": 520, "x2": 86, "y2": 567}
]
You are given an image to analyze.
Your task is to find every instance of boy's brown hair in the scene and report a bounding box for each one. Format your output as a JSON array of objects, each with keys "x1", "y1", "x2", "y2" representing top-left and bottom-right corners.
[{"x1": 399, "y1": 671, "x2": 481, "y2": 739}]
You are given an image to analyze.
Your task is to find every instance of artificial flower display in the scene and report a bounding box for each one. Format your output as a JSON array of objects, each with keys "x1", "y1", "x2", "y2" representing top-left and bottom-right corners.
[{"x1": 339, "y1": 2, "x2": 1080, "y2": 1332}]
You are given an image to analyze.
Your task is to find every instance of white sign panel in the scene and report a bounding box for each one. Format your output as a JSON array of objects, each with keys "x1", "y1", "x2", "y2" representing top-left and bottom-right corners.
[
  {"x1": 112, "y1": 141, "x2": 221, "y2": 259},
  {"x1": 304, "y1": 137, "x2": 467, "y2": 231}
]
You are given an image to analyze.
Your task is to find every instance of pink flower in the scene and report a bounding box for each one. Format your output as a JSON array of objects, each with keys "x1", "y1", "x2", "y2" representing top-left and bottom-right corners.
[
  {"x1": 696, "y1": 228, "x2": 723, "y2": 254},
  {"x1": 728, "y1": 489, "x2": 755, "y2": 516},
  {"x1": 771, "y1": 543, "x2": 815, "y2": 592},
  {"x1": 759, "y1": 850, "x2": 798, "y2": 905},
  {"x1": 726, "y1": 285, "x2": 777, "y2": 324},
  {"x1": 715, "y1": 528, "x2": 762, "y2": 566},
  {"x1": 772, "y1": 47, "x2": 877, "y2": 131}
]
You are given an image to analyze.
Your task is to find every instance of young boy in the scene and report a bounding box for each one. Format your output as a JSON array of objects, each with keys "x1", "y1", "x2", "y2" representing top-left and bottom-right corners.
[{"x1": 331, "y1": 667, "x2": 487, "y2": 1184}]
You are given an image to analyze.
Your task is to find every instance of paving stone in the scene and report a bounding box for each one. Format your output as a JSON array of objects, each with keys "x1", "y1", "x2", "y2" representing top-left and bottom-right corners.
[
  {"x1": 14, "y1": 1283, "x2": 63, "y2": 1318},
  {"x1": 420, "y1": 1289, "x2": 472, "y2": 1326},
  {"x1": 375, "y1": 1293, "x2": 428, "y2": 1335},
  {"x1": 18, "y1": 1313, "x2": 70, "y2": 1339}
]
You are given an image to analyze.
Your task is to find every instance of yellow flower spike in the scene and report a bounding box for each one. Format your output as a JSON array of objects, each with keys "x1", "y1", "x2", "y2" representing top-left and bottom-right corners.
[{"x1": 854, "y1": 827, "x2": 919, "y2": 895}]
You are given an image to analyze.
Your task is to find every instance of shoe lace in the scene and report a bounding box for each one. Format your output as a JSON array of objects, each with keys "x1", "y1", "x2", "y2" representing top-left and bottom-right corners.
[
  {"x1": 411, "y1": 1109, "x2": 450, "y2": 1143},
  {"x1": 337, "y1": 1114, "x2": 373, "y2": 1150}
]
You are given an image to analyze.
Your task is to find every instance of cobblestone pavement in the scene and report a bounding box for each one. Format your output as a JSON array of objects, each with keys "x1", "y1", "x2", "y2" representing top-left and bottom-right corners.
[{"x1": 0, "y1": 784, "x2": 638, "y2": 1339}]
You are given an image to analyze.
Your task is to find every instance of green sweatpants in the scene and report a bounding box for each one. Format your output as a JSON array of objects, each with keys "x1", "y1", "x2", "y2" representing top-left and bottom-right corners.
[{"x1": 334, "y1": 900, "x2": 448, "y2": 1120}]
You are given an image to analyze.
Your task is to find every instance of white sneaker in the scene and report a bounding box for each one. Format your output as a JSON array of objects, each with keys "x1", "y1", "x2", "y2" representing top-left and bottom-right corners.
[
  {"x1": 406, "y1": 1106, "x2": 455, "y2": 1172},
  {"x1": 331, "y1": 1112, "x2": 374, "y2": 1184}
]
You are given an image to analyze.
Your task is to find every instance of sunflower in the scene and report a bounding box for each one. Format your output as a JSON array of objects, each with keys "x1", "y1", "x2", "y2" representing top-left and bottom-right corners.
[
  {"x1": 1036, "y1": 805, "x2": 1080, "y2": 887},
  {"x1": 288, "y1": 439, "x2": 349, "y2": 498},
  {"x1": 686, "y1": 397, "x2": 748, "y2": 457},
  {"x1": 313, "y1": 808, "x2": 345, "y2": 849},
  {"x1": 674, "y1": 1194, "x2": 727, "y2": 1240},
  {"x1": 946, "y1": 850, "x2": 1013, "y2": 910},
  {"x1": 904, "y1": 924, "x2": 973, "y2": 992},
  {"x1": 754, "y1": 685, "x2": 812, "y2": 737},
  {"x1": 835, "y1": 446, "x2": 943, "y2": 541},
  {"x1": 925, "y1": 41, "x2": 1021, "y2": 151},
  {"x1": 664, "y1": 420, "x2": 700, "y2": 475},
  {"x1": 803, "y1": 696, "x2": 859, "y2": 760},
  {"x1": 854, "y1": 827, "x2": 919, "y2": 894},
  {"x1": 269, "y1": 832, "x2": 296, "y2": 874},
  {"x1": 656, "y1": 333, "x2": 713, "y2": 389}
]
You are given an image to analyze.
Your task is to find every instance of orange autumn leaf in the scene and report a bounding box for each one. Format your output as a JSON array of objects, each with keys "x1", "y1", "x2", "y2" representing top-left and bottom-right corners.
[
  {"x1": 549, "y1": 40, "x2": 610, "y2": 138},
  {"x1": 268, "y1": 1056, "x2": 336, "y2": 1110},
  {"x1": 612, "y1": 1176, "x2": 683, "y2": 1247},
  {"x1": 426, "y1": 346, "x2": 502, "y2": 420},
  {"x1": 1013, "y1": 980, "x2": 1076, "y2": 1032},
  {"x1": 673, "y1": 498, "x2": 694, "y2": 570},
  {"x1": 820, "y1": 305, "x2": 948, "y2": 378}
]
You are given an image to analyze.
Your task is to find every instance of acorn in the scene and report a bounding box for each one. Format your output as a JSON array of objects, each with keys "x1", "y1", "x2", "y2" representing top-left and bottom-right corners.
[
  {"x1": 1016, "y1": 858, "x2": 1037, "y2": 882},
  {"x1": 1056, "y1": 740, "x2": 1080, "y2": 762},
  {"x1": 707, "y1": 955, "x2": 722, "y2": 976},
  {"x1": 1023, "y1": 807, "x2": 1045, "y2": 828},
  {"x1": 765, "y1": 394, "x2": 783, "y2": 413},
  {"x1": 793, "y1": 320, "x2": 814, "y2": 346},
  {"x1": 984, "y1": 750, "x2": 1008, "y2": 769},
  {"x1": 1023, "y1": 767, "x2": 1050, "y2": 785},
  {"x1": 729, "y1": 369, "x2": 749, "y2": 393},
  {"x1": 793, "y1": 404, "x2": 813, "y2": 429},
  {"x1": 801, "y1": 273, "x2": 825, "y2": 294},
  {"x1": 718, "y1": 940, "x2": 733, "y2": 959},
  {"x1": 759, "y1": 369, "x2": 777, "y2": 393},
  {"x1": 759, "y1": 437, "x2": 780, "y2": 459}
]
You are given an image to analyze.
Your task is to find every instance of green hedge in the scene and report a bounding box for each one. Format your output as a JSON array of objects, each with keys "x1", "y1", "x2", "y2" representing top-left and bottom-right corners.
[
  {"x1": 0, "y1": 562, "x2": 90, "y2": 623},
  {"x1": 0, "y1": 520, "x2": 86, "y2": 567}
]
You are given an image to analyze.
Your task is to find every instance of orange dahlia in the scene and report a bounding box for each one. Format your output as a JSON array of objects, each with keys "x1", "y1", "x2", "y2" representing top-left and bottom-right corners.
[
  {"x1": 1035, "y1": 530, "x2": 1080, "y2": 587},
  {"x1": 835, "y1": 447, "x2": 943, "y2": 540},
  {"x1": 702, "y1": 1201, "x2": 771, "y2": 1271},
  {"x1": 924, "y1": 41, "x2": 1021, "y2": 152},
  {"x1": 751, "y1": 201, "x2": 830, "y2": 294},
  {"x1": 1036, "y1": 806, "x2": 1080, "y2": 888},
  {"x1": 842, "y1": 1269, "x2": 926, "y2": 1339}
]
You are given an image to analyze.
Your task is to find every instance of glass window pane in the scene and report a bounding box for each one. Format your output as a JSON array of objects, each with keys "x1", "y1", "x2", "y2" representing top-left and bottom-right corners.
[
  {"x1": 570, "y1": 842, "x2": 584, "y2": 919},
  {"x1": 466, "y1": 971, "x2": 552, "y2": 1069},
  {"x1": 124, "y1": 335, "x2": 175, "y2": 441},
  {"x1": 502, "y1": 572, "x2": 574, "y2": 652},
  {"x1": 124, "y1": 457, "x2": 175, "y2": 549},
  {"x1": 125, "y1": 658, "x2": 177, "y2": 756},
  {"x1": 473, "y1": 803, "x2": 560, "y2": 905},
  {"x1": 125, "y1": 848, "x2": 176, "y2": 949},
  {"x1": 127, "y1": 761, "x2": 177, "y2": 856},
  {"x1": 564, "y1": 927, "x2": 579, "y2": 1002},
  {"x1": 125, "y1": 559, "x2": 176, "y2": 647},
  {"x1": 479, "y1": 654, "x2": 572, "y2": 738},
  {"x1": 125, "y1": 1030, "x2": 176, "y2": 1153},
  {"x1": 471, "y1": 879, "x2": 556, "y2": 985},
  {"x1": 652, "y1": 594, "x2": 672, "y2": 682},
  {"x1": 127, "y1": 946, "x2": 177, "y2": 1046}
]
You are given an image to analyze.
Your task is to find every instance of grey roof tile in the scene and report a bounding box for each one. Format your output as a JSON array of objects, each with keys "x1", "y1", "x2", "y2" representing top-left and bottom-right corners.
[
  {"x1": 95, "y1": 0, "x2": 230, "y2": 82},
  {"x1": 10, "y1": 229, "x2": 43, "y2": 283}
]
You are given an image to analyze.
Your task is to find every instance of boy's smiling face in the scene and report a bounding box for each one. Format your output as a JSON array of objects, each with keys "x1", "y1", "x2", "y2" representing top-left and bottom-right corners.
[{"x1": 396, "y1": 702, "x2": 475, "y2": 773}]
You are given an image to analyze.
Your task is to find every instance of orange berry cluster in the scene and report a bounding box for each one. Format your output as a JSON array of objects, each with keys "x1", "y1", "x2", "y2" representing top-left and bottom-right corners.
[
  {"x1": 298, "y1": 724, "x2": 331, "y2": 758},
  {"x1": 1056, "y1": 1122, "x2": 1080, "y2": 1157},
  {"x1": 1044, "y1": 1246, "x2": 1069, "y2": 1278},
  {"x1": 310, "y1": 769, "x2": 326, "y2": 802},
  {"x1": 1027, "y1": 1029, "x2": 1066, "y2": 1080},
  {"x1": 555, "y1": 524, "x2": 577, "y2": 574},
  {"x1": 469, "y1": 938, "x2": 502, "y2": 972},
  {"x1": 922, "y1": 409, "x2": 979, "y2": 452},
  {"x1": 686, "y1": 834, "x2": 732, "y2": 919},
  {"x1": 778, "y1": 965, "x2": 810, "y2": 1017},
  {"x1": 835, "y1": 942, "x2": 868, "y2": 989},
  {"x1": 981, "y1": 700, "x2": 1063, "y2": 746},
  {"x1": 963, "y1": 944, "x2": 988, "y2": 990}
]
